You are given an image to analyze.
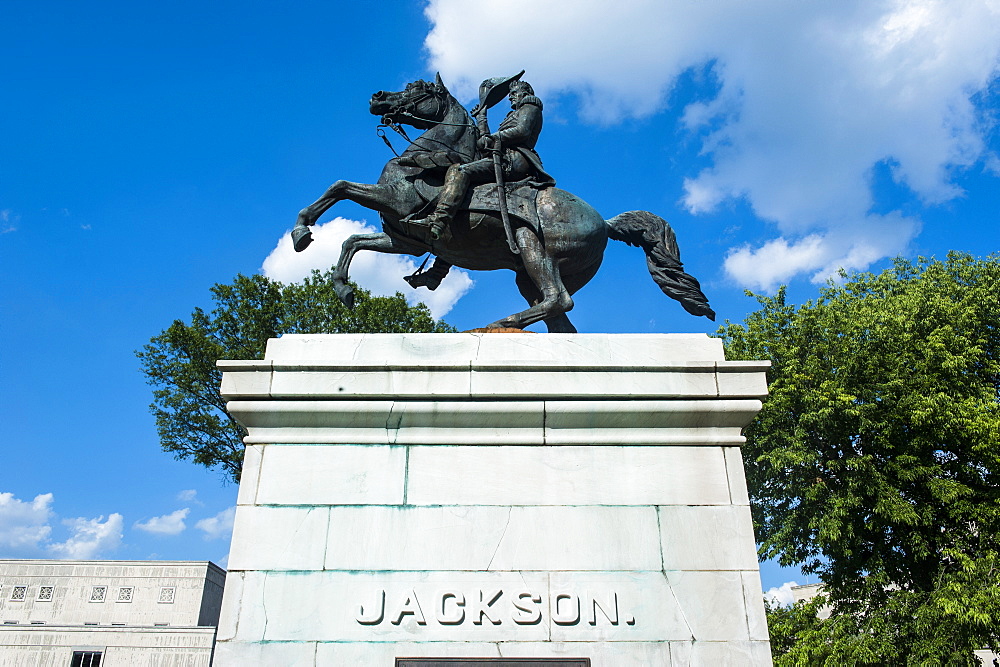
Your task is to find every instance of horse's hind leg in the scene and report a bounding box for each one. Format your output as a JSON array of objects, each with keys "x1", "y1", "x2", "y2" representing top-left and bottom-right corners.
[
  {"x1": 490, "y1": 228, "x2": 575, "y2": 331},
  {"x1": 542, "y1": 311, "x2": 576, "y2": 333},
  {"x1": 514, "y1": 272, "x2": 576, "y2": 333}
]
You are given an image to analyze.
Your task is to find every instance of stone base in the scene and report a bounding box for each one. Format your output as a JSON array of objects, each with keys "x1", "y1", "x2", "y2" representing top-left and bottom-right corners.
[{"x1": 215, "y1": 334, "x2": 772, "y2": 666}]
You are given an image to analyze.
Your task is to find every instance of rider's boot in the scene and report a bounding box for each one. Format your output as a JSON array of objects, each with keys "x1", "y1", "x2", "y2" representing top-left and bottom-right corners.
[
  {"x1": 404, "y1": 258, "x2": 453, "y2": 290},
  {"x1": 426, "y1": 213, "x2": 452, "y2": 243},
  {"x1": 427, "y1": 166, "x2": 470, "y2": 242}
]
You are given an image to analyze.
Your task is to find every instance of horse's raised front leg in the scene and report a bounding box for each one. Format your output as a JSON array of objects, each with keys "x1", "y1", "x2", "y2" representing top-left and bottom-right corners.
[
  {"x1": 330, "y1": 232, "x2": 425, "y2": 308},
  {"x1": 292, "y1": 180, "x2": 395, "y2": 252},
  {"x1": 489, "y1": 227, "x2": 576, "y2": 332}
]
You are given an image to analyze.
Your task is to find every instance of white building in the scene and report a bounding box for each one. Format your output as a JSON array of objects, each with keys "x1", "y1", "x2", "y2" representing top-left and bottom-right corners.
[{"x1": 0, "y1": 560, "x2": 225, "y2": 666}]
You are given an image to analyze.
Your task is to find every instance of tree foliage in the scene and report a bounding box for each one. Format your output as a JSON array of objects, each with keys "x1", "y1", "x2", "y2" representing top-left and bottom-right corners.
[
  {"x1": 719, "y1": 253, "x2": 1000, "y2": 664},
  {"x1": 137, "y1": 270, "x2": 455, "y2": 482},
  {"x1": 763, "y1": 596, "x2": 827, "y2": 658}
]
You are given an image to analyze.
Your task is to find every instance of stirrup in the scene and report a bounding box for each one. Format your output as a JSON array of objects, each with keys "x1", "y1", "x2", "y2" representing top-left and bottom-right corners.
[{"x1": 428, "y1": 219, "x2": 447, "y2": 241}]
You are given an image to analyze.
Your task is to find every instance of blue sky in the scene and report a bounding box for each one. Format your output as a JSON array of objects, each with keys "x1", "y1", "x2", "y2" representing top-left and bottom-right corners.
[{"x1": 3, "y1": 0, "x2": 999, "y2": 600}]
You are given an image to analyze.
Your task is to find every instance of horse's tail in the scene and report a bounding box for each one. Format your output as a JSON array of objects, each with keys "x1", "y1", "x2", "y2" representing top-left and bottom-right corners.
[{"x1": 606, "y1": 210, "x2": 716, "y2": 321}]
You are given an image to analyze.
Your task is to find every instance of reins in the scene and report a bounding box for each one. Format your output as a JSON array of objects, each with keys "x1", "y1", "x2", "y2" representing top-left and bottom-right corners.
[
  {"x1": 376, "y1": 120, "x2": 411, "y2": 158},
  {"x1": 375, "y1": 89, "x2": 476, "y2": 161}
]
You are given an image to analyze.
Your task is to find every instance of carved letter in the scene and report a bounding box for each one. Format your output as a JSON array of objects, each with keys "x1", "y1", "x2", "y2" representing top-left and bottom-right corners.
[
  {"x1": 552, "y1": 593, "x2": 580, "y2": 626},
  {"x1": 469, "y1": 589, "x2": 503, "y2": 625},
  {"x1": 355, "y1": 589, "x2": 385, "y2": 625},
  {"x1": 389, "y1": 589, "x2": 427, "y2": 626},
  {"x1": 511, "y1": 592, "x2": 542, "y2": 625},
  {"x1": 437, "y1": 591, "x2": 465, "y2": 625},
  {"x1": 589, "y1": 592, "x2": 619, "y2": 626}
]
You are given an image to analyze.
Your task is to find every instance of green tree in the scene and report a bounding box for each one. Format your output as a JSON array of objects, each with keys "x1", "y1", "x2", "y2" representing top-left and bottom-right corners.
[
  {"x1": 719, "y1": 253, "x2": 1000, "y2": 664},
  {"x1": 137, "y1": 270, "x2": 455, "y2": 482},
  {"x1": 764, "y1": 596, "x2": 828, "y2": 659}
]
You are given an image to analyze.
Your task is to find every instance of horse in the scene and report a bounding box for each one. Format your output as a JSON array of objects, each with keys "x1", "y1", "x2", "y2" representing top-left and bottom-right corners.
[{"x1": 290, "y1": 73, "x2": 715, "y2": 332}]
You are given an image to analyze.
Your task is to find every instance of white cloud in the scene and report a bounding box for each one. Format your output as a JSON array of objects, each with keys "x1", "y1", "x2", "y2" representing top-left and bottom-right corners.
[
  {"x1": 195, "y1": 506, "x2": 237, "y2": 541},
  {"x1": 424, "y1": 0, "x2": 1000, "y2": 286},
  {"x1": 133, "y1": 508, "x2": 190, "y2": 536},
  {"x1": 1, "y1": 209, "x2": 18, "y2": 234},
  {"x1": 724, "y1": 211, "x2": 921, "y2": 290},
  {"x1": 765, "y1": 580, "x2": 801, "y2": 607},
  {"x1": 261, "y1": 217, "x2": 474, "y2": 319},
  {"x1": 177, "y1": 489, "x2": 201, "y2": 504},
  {"x1": 0, "y1": 492, "x2": 54, "y2": 555},
  {"x1": 0, "y1": 492, "x2": 124, "y2": 559},
  {"x1": 48, "y1": 514, "x2": 124, "y2": 560}
]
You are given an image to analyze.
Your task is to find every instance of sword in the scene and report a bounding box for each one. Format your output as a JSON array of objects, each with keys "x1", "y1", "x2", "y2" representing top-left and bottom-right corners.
[{"x1": 490, "y1": 137, "x2": 520, "y2": 255}]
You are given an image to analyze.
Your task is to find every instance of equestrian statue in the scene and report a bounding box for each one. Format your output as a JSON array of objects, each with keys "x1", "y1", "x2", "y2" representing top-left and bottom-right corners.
[{"x1": 290, "y1": 71, "x2": 715, "y2": 333}]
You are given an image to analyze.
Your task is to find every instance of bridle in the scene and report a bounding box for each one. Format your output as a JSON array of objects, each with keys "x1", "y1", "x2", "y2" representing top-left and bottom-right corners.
[{"x1": 375, "y1": 85, "x2": 475, "y2": 159}]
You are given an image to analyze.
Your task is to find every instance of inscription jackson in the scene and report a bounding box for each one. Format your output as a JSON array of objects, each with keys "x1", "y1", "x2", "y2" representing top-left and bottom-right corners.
[{"x1": 356, "y1": 589, "x2": 635, "y2": 627}]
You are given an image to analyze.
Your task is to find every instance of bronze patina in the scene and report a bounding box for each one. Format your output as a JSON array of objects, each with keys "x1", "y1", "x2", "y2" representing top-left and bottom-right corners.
[{"x1": 291, "y1": 72, "x2": 715, "y2": 332}]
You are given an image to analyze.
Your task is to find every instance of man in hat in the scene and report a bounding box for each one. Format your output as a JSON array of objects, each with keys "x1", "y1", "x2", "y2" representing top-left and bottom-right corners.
[{"x1": 424, "y1": 71, "x2": 555, "y2": 244}]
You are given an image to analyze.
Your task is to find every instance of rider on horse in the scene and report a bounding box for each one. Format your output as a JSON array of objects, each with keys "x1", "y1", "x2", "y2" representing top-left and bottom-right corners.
[
  {"x1": 406, "y1": 72, "x2": 555, "y2": 290},
  {"x1": 426, "y1": 71, "x2": 555, "y2": 243},
  {"x1": 291, "y1": 71, "x2": 716, "y2": 329}
]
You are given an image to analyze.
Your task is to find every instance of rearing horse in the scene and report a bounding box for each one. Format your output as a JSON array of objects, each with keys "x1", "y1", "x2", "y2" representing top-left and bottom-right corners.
[{"x1": 291, "y1": 74, "x2": 715, "y2": 332}]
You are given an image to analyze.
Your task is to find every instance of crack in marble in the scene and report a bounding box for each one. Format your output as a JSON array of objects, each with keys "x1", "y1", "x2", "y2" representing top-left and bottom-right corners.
[
  {"x1": 323, "y1": 509, "x2": 332, "y2": 571},
  {"x1": 348, "y1": 336, "x2": 364, "y2": 362},
  {"x1": 542, "y1": 400, "x2": 547, "y2": 446},
  {"x1": 385, "y1": 401, "x2": 401, "y2": 445},
  {"x1": 663, "y1": 572, "x2": 695, "y2": 641},
  {"x1": 655, "y1": 505, "x2": 667, "y2": 572},
  {"x1": 402, "y1": 445, "x2": 410, "y2": 506},
  {"x1": 227, "y1": 571, "x2": 245, "y2": 641},
  {"x1": 260, "y1": 571, "x2": 270, "y2": 640},
  {"x1": 486, "y1": 507, "x2": 513, "y2": 570}
]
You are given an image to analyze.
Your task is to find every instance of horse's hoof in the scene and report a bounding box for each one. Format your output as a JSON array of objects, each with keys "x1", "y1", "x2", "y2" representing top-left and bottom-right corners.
[
  {"x1": 335, "y1": 285, "x2": 355, "y2": 309},
  {"x1": 292, "y1": 225, "x2": 313, "y2": 252}
]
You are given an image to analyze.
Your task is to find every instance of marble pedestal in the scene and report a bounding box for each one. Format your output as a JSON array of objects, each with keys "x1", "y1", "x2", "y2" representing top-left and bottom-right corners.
[{"x1": 214, "y1": 333, "x2": 772, "y2": 666}]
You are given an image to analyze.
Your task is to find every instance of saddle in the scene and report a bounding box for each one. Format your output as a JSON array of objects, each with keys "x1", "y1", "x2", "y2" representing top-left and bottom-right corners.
[{"x1": 406, "y1": 176, "x2": 546, "y2": 235}]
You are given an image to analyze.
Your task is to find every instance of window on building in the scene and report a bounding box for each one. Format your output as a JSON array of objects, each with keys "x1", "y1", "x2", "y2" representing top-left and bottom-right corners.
[
  {"x1": 89, "y1": 586, "x2": 106, "y2": 603},
  {"x1": 10, "y1": 586, "x2": 27, "y2": 601},
  {"x1": 116, "y1": 587, "x2": 133, "y2": 603},
  {"x1": 37, "y1": 586, "x2": 54, "y2": 601},
  {"x1": 70, "y1": 651, "x2": 103, "y2": 667},
  {"x1": 157, "y1": 587, "x2": 175, "y2": 604}
]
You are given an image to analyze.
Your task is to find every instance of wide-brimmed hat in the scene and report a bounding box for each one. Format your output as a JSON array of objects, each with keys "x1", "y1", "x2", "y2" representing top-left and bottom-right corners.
[{"x1": 478, "y1": 70, "x2": 525, "y2": 109}]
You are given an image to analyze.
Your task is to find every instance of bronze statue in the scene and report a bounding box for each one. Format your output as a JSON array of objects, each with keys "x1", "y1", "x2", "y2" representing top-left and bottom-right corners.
[{"x1": 290, "y1": 72, "x2": 715, "y2": 332}]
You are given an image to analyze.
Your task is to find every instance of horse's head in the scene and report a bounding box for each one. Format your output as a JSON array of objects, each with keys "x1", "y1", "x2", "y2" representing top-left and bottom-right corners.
[{"x1": 370, "y1": 73, "x2": 453, "y2": 130}]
